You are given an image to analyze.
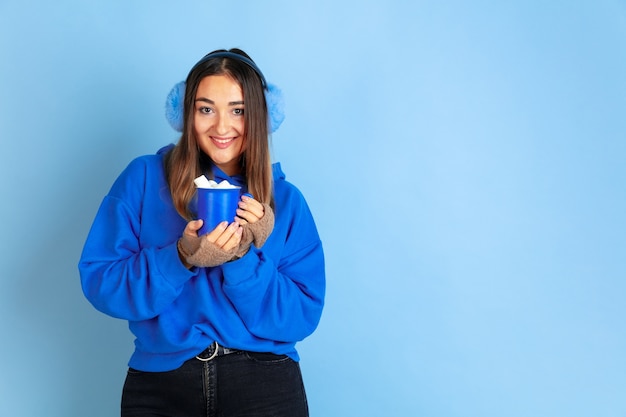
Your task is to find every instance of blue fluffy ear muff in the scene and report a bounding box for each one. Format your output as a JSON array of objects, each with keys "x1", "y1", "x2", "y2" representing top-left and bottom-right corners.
[
  {"x1": 164, "y1": 80, "x2": 285, "y2": 133},
  {"x1": 165, "y1": 81, "x2": 186, "y2": 132},
  {"x1": 265, "y1": 82, "x2": 285, "y2": 133}
]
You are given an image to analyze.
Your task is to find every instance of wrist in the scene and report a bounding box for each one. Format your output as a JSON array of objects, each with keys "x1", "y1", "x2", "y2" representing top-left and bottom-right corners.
[{"x1": 177, "y1": 239, "x2": 193, "y2": 269}]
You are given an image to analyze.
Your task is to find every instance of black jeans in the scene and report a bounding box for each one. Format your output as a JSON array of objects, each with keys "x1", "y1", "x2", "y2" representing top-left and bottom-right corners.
[{"x1": 121, "y1": 351, "x2": 308, "y2": 417}]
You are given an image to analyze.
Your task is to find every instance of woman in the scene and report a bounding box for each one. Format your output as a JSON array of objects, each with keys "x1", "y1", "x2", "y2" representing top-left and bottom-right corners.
[{"x1": 79, "y1": 48, "x2": 325, "y2": 417}]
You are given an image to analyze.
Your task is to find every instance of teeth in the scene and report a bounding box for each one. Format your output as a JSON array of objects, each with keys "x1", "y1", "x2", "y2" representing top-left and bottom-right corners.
[{"x1": 213, "y1": 137, "x2": 233, "y2": 144}]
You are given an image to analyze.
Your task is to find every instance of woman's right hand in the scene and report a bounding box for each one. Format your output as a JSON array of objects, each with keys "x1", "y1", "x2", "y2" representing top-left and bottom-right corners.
[
  {"x1": 178, "y1": 220, "x2": 243, "y2": 268},
  {"x1": 203, "y1": 220, "x2": 243, "y2": 251}
]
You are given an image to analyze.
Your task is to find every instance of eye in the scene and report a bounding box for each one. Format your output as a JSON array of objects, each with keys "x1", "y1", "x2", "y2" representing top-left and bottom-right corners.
[
  {"x1": 233, "y1": 108, "x2": 244, "y2": 116},
  {"x1": 198, "y1": 106, "x2": 213, "y2": 114}
]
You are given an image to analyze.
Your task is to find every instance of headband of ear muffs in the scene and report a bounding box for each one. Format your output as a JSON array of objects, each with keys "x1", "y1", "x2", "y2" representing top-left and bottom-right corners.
[{"x1": 165, "y1": 51, "x2": 285, "y2": 133}]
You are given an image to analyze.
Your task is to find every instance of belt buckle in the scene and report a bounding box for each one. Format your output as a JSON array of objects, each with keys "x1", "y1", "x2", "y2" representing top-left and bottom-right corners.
[{"x1": 196, "y1": 341, "x2": 220, "y2": 362}]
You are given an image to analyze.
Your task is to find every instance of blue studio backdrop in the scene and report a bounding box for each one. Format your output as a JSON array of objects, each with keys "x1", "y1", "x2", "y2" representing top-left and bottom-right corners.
[{"x1": 1, "y1": 1, "x2": 625, "y2": 416}]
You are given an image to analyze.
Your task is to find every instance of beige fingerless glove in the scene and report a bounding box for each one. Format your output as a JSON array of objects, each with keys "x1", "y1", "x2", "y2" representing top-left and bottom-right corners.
[
  {"x1": 178, "y1": 234, "x2": 238, "y2": 268},
  {"x1": 234, "y1": 203, "x2": 275, "y2": 258}
]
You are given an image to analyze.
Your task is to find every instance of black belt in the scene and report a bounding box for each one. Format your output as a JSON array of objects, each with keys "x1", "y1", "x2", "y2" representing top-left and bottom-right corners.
[{"x1": 195, "y1": 341, "x2": 240, "y2": 362}]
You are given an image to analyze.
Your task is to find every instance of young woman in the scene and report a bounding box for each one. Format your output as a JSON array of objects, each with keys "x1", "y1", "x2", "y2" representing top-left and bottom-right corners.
[{"x1": 79, "y1": 48, "x2": 325, "y2": 417}]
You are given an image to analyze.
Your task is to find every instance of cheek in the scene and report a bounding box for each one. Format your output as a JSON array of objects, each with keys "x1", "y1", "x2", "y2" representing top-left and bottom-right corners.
[
  {"x1": 235, "y1": 118, "x2": 245, "y2": 134},
  {"x1": 193, "y1": 114, "x2": 207, "y2": 131},
  {"x1": 191, "y1": 115, "x2": 201, "y2": 136}
]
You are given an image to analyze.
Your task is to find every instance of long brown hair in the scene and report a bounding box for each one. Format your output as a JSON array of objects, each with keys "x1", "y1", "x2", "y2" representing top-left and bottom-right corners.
[{"x1": 164, "y1": 48, "x2": 273, "y2": 220}]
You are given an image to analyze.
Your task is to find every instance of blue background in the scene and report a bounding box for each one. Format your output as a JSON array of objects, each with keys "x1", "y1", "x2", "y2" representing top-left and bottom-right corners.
[{"x1": 1, "y1": 1, "x2": 625, "y2": 416}]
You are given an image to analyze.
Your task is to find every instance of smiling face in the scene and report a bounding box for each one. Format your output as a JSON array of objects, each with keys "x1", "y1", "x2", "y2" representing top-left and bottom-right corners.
[{"x1": 193, "y1": 75, "x2": 246, "y2": 176}]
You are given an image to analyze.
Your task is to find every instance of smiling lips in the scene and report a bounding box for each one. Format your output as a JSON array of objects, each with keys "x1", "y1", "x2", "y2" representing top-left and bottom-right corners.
[{"x1": 211, "y1": 136, "x2": 237, "y2": 149}]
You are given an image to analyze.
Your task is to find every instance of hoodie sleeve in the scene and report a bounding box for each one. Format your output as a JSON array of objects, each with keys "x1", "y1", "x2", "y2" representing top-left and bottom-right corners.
[
  {"x1": 78, "y1": 157, "x2": 195, "y2": 321},
  {"x1": 220, "y1": 187, "x2": 325, "y2": 343}
]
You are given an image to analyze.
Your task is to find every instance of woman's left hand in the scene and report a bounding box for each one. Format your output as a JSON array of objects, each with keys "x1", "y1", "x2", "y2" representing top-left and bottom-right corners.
[
  {"x1": 236, "y1": 194, "x2": 265, "y2": 225},
  {"x1": 232, "y1": 195, "x2": 275, "y2": 258}
]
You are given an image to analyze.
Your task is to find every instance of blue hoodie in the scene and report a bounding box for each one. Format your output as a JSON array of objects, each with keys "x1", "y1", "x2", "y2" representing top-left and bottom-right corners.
[{"x1": 78, "y1": 145, "x2": 325, "y2": 372}]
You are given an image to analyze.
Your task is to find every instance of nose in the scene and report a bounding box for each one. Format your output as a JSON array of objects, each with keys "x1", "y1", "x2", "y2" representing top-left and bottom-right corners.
[{"x1": 215, "y1": 113, "x2": 229, "y2": 135}]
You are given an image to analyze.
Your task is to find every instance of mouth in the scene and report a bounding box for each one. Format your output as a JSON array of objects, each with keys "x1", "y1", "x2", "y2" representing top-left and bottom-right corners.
[{"x1": 211, "y1": 136, "x2": 237, "y2": 148}]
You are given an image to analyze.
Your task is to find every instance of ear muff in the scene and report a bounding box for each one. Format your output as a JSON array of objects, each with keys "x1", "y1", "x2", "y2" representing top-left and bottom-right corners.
[
  {"x1": 165, "y1": 51, "x2": 285, "y2": 133},
  {"x1": 264, "y1": 82, "x2": 285, "y2": 133},
  {"x1": 165, "y1": 81, "x2": 186, "y2": 132}
]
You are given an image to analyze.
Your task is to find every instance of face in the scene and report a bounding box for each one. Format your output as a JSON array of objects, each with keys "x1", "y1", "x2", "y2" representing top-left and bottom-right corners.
[{"x1": 193, "y1": 75, "x2": 245, "y2": 176}]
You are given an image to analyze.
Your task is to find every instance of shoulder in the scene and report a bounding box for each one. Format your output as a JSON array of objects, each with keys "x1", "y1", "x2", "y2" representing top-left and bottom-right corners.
[
  {"x1": 126, "y1": 144, "x2": 171, "y2": 173},
  {"x1": 270, "y1": 162, "x2": 321, "y2": 249},
  {"x1": 271, "y1": 162, "x2": 316, "y2": 222},
  {"x1": 272, "y1": 162, "x2": 307, "y2": 206},
  {"x1": 108, "y1": 145, "x2": 171, "y2": 198}
]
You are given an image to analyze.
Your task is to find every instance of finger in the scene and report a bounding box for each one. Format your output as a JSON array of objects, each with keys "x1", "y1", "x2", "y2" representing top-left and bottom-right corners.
[
  {"x1": 204, "y1": 221, "x2": 229, "y2": 243},
  {"x1": 234, "y1": 215, "x2": 248, "y2": 226},
  {"x1": 236, "y1": 208, "x2": 258, "y2": 224},
  {"x1": 222, "y1": 226, "x2": 243, "y2": 252},
  {"x1": 214, "y1": 222, "x2": 241, "y2": 248},
  {"x1": 237, "y1": 200, "x2": 264, "y2": 223},
  {"x1": 184, "y1": 219, "x2": 204, "y2": 236},
  {"x1": 240, "y1": 195, "x2": 264, "y2": 213}
]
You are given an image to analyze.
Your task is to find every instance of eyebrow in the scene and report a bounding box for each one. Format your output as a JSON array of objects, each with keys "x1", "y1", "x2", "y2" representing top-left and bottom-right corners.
[{"x1": 195, "y1": 98, "x2": 245, "y2": 106}]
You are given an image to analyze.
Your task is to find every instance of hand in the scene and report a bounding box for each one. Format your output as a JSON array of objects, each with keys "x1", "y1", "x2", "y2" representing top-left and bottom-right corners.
[
  {"x1": 233, "y1": 197, "x2": 275, "y2": 259},
  {"x1": 178, "y1": 219, "x2": 204, "y2": 259},
  {"x1": 205, "y1": 221, "x2": 243, "y2": 252},
  {"x1": 236, "y1": 194, "x2": 265, "y2": 225},
  {"x1": 178, "y1": 220, "x2": 243, "y2": 268}
]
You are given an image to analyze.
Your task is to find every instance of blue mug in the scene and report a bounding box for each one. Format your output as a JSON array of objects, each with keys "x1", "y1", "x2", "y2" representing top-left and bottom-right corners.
[{"x1": 196, "y1": 187, "x2": 242, "y2": 235}]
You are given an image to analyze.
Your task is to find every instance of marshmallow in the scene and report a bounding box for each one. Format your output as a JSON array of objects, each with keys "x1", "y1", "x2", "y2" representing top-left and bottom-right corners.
[{"x1": 193, "y1": 175, "x2": 239, "y2": 189}]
